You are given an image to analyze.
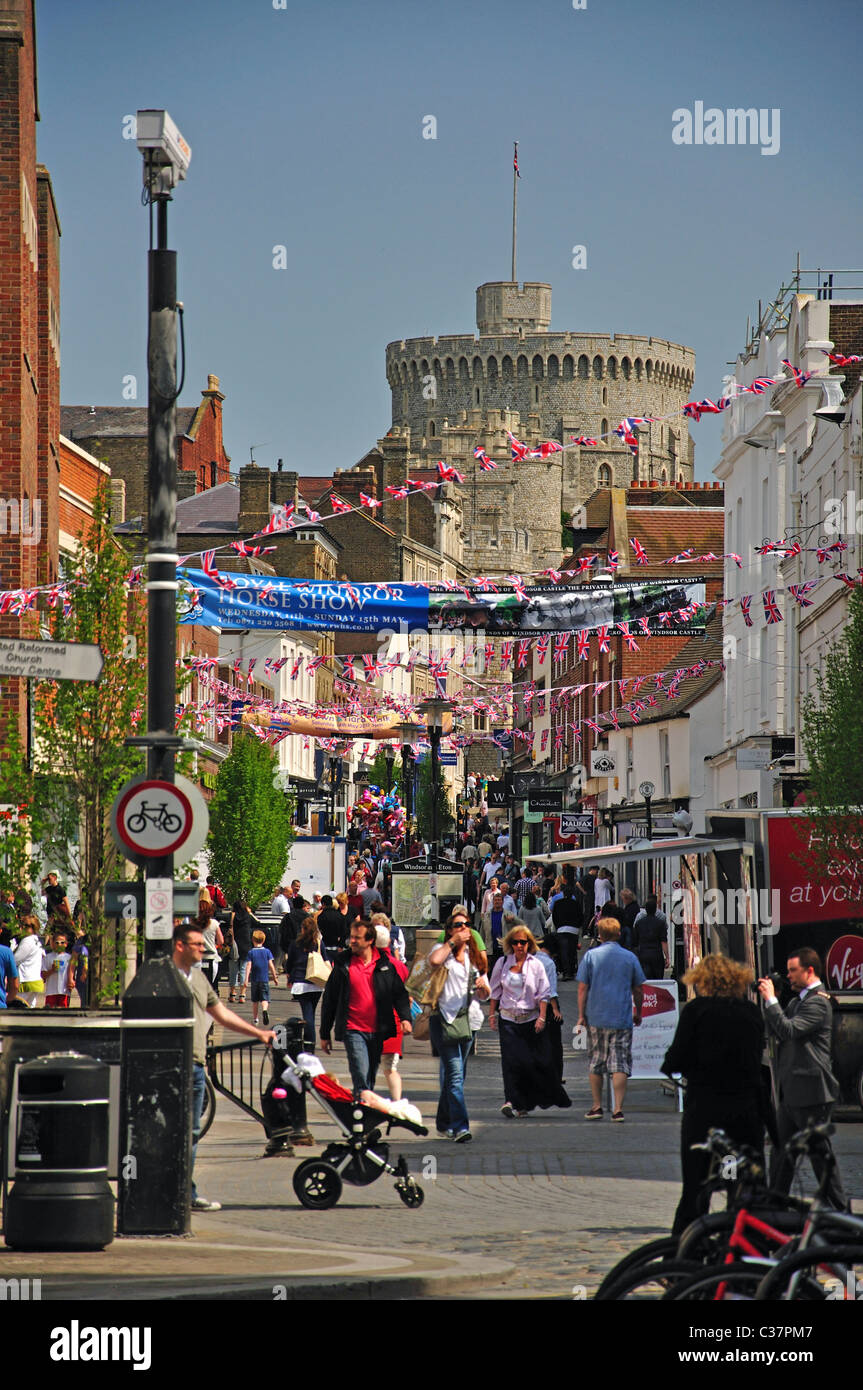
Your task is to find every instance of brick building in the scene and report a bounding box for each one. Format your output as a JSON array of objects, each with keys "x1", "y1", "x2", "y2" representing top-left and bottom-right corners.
[
  {"x1": 0, "y1": 0, "x2": 60, "y2": 734},
  {"x1": 61, "y1": 373, "x2": 231, "y2": 525}
]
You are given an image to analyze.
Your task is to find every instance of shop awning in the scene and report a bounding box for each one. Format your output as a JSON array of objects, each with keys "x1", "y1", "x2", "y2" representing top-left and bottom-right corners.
[{"x1": 536, "y1": 835, "x2": 745, "y2": 868}]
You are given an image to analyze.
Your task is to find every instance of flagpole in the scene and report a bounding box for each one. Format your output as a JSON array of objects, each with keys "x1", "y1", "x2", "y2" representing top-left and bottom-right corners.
[{"x1": 511, "y1": 140, "x2": 518, "y2": 282}]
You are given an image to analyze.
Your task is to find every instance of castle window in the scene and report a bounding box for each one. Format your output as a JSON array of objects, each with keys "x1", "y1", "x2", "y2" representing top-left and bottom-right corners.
[
  {"x1": 532, "y1": 355, "x2": 544, "y2": 380},
  {"x1": 593, "y1": 356, "x2": 603, "y2": 380},
  {"x1": 429, "y1": 420, "x2": 436, "y2": 436},
  {"x1": 645, "y1": 360, "x2": 653, "y2": 381},
  {"x1": 547, "y1": 354, "x2": 559, "y2": 380},
  {"x1": 602, "y1": 387, "x2": 607, "y2": 405},
  {"x1": 487, "y1": 355, "x2": 498, "y2": 383},
  {"x1": 534, "y1": 385, "x2": 540, "y2": 404},
  {"x1": 598, "y1": 464, "x2": 612, "y2": 487},
  {"x1": 621, "y1": 357, "x2": 631, "y2": 380},
  {"x1": 475, "y1": 388, "x2": 480, "y2": 405},
  {"x1": 601, "y1": 418, "x2": 608, "y2": 438},
  {"x1": 578, "y1": 355, "x2": 589, "y2": 379},
  {"x1": 634, "y1": 359, "x2": 643, "y2": 381},
  {"x1": 563, "y1": 355, "x2": 574, "y2": 380},
  {"x1": 607, "y1": 356, "x2": 617, "y2": 380},
  {"x1": 502, "y1": 355, "x2": 513, "y2": 382}
]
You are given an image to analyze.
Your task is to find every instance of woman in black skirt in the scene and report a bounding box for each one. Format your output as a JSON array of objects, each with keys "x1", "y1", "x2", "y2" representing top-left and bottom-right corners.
[{"x1": 489, "y1": 925, "x2": 571, "y2": 1118}]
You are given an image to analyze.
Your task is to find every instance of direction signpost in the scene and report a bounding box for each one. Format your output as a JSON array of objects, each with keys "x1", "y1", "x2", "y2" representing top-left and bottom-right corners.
[{"x1": 0, "y1": 638, "x2": 103, "y2": 682}]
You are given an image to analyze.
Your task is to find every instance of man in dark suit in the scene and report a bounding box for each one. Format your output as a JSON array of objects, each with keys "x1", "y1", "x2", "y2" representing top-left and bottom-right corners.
[{"x1": 758, "y1": 947, "x2": 847, "y2": 1209}]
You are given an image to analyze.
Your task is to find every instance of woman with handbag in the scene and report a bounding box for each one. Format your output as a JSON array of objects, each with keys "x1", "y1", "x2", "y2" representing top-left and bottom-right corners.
[
  {"x1": 286, "y1": 915, "x2": 329, "y2": 1048},
  {"x1": 489, "y1": 925, "x2": 572, "y2": 1118},
  {"x1": 427, "y1": 914, "x2": 490, "y2": 1142}
]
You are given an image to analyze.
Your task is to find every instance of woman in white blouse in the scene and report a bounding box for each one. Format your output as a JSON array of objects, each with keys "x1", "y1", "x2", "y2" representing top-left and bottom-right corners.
[{"x1": 489, "y1": 924, "x2": 572, "y2": 1118}]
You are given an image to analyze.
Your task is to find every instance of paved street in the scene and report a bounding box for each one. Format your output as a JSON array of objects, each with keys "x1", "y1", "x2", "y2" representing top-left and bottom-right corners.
[{"x1": 11, "y1": 975, "x2": 863, "y2": 1301}]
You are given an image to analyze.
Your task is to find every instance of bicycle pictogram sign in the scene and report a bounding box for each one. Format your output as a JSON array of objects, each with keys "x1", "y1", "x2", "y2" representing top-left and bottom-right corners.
[{"x1": 114, "y1": 778, "x2": 195, "y2": 858}]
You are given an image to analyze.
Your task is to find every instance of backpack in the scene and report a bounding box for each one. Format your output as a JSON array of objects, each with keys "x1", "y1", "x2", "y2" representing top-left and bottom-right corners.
[{"x1": 211, "y1": 884, "x2": 227, "y2": 910}]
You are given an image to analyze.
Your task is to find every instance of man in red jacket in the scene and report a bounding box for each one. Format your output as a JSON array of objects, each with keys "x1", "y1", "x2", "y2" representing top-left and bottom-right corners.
[{"x1": 319, "y1": 919, "x2": 412, "y2": 1095}]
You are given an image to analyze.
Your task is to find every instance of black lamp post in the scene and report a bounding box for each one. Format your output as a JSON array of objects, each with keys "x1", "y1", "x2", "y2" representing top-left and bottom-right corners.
[
  {"x1": 328, "y1": 755, "x2": 340, "y2": 835},
  {"x1": 639, "y1": 779, "x2": 655, "y2": 898},
  {"x1": 397, "y1": 722, "x2": 416, "y2": 849},
  {"x1": 384, "y1": 743, "x2": 395, "y2": 795},
  {"x1": 418, "y1": 698, "x2": 451, "y2": 862}
]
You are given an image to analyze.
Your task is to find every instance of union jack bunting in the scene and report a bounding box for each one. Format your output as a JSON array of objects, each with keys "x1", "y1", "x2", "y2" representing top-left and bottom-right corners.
[
  {"x1": 607, "y1": 549, "x2": 620, "y2": 570},
  {"x1": 654, "y1": 672, "x2": 666, "y2": 690},
  {"x1": 615, "y1": 418, "x2": 641, "y2": 455},
  {"x1": 835, "y1": 573, "x2": 861, "y2": 590},
  {"x1": 541, "y1": 568, "x2": 563, "y2": 582},
  {"x1": 658, "y1": 611, "x2": 672, "y2": 626},
  {"x1": 201, "y1": 550, "x2": 219, "y2": 578},
  {"x1": 781, "y1": 359, "x2": 813, "y2": 388},
  {"x1": 740, "y1": 595, "x2": 753, "y2": 627},
  {"x1": 617, "y1": 678, "x2": 630, "y2": 700},
  {"x1": 569, "y1": 435, "x2": 599, "y2": 447},
  {"x1": 617, "y1": 621, "x2": 639, "y2": 652},
  {"x1": 746, "y1": 377, "x2": 774, "y2": 395},
  {"x1": 727, "y1": 553, "x2": 743, "y2": 569},
  {"x1": 513, "y1": 141, "x2": 520, "y2": 178},
  {"x1": 532, "y1": 440, "x2": 563, "y2": 457},
  {"x1": 664, "y1": 548, "x2": 694, "y2": 565},
  {"x1": 290, "y1": 657, "x2": 303, "y2": 679},
  {"x1": 303, "y1": 509, "x2": 321, "y2": 523},
  {"x1": 554, "y1": 726, "x2": 566, "y2": 749},
  {"x1": 816, "y1": 541, "x2": 848, "y2": 562},
  {"x1": 329, "y1": 494, "x2": 353, "y2": 513},
  {"x1": 755, "y1": 542, "x2": 780, "y2": 555},
  {"x1": 553, "y1": 632, "x2": 570, "y2": 661},
  {"x1": 630, "y1": 537, "x2": 649, "y2": 565},
  {"x1": 306, "y1": 655, "x2": 327, "y2": 673},
  {"x1": 824, "y1": 351, "x2": 863, "y2": 366},
  {"x1": 246, "y1": 659, "x2": 257, "y2": 680},
  {"x1": 231, "y1": 540, "x2": 276, "y2": 557},
  {"x1": 576, "y1": 630, "x2": 590, "y2": 660},
  {"x1": 540, "y1": 729, "x2": 549, "y2": 751},
  {"x1": 361, "y1": 654, "x2": 380, "y2": 679},
  {"x1": 638, "y1": 617, "x2": 652, "y2": 634},
  {"x1": 535, "y1": 634, "x2": 550, "y2": 665},
  {"x1": 359, "y1": 492, "x2": 382, "y2": 508},
  {"x1": 582, "y1": 719, "x2": 602, "y2": 735},
  {"x1": 576, "y1": 555, "x2": 598, "y2": 574},
  {"x1": 499, "y1": 640, "x2": 514, "y2": 668},
  {"x1": 515, "y1": 638, "x2": 531, "y2": 669},
  {"x1": 594, "y1": 681, "x2": 611, "y2": 698},
  {"x1": 762, "y1": 590, "x2": 783, "y2": 624},
  {"x1": 607, "y1": 710, "x2": 621, "y2": 730},
  {"x1": 631, "y1": 675, "x2": 649, "y2": 694},
  {"x1": 505, "y1": 575, "x2": 529, "y2": 601},
  {"x1": 596, "y1": 625, "x2": 611, "y2": 653},
  {"x1": 385, "y1": 484, "x2": 410, "y2": 499},
  {"x1": 436, "y1": 462, "x2": 464, "y2": 483},
  {"x1": 506, "y1": 431, "x2": 531, "y2": 461},
  {"x1": 258, "y1": 502, "x2": 295, "y2": 535},
  {"x1": 473, "y1": 446, "x2": 497, "y2": 471}
]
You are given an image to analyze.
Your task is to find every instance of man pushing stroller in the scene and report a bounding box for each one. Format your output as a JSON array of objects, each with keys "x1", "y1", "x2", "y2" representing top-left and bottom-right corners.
[{"x1": 319, "y1": 919, "x2": 413, "y2": 1095}]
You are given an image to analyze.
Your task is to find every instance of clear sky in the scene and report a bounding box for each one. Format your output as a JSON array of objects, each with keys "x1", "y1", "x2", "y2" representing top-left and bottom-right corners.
[{"x1": 38, "y1": 0, "x2": 863, "y2": 481}]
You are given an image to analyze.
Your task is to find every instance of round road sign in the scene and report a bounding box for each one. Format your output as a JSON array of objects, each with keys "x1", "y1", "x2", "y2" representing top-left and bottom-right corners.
[{"x1": 114, "y1": 779, "x2": 195, "y2": 859}]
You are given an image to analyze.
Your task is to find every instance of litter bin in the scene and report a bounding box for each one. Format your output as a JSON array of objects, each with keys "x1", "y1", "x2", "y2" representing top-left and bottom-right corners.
[{"x1": 4, "y1": 1052, "x2": 114, "y2": 1250}]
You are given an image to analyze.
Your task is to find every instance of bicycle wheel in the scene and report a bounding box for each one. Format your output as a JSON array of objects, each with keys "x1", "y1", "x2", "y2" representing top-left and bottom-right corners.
[
  {"x1": 664, "y1": 1259, "x2": 780, "y2": 1301},
  {"x1": 593, "y1": 1237, "x2": 679, "y2": 1300},
  {"x1": 127, "y1": 812, "x2": 147, "y2": 833},
  {"x1": 754, "y1": 1243, "x2": 863, "y2": 1301},
  {"x1": 161, "y1": 811, "x2": 182, "y2": 833},
  {"x1": 595, "y1": 1259, "x2": 704, "y2": 1301},
  {"x1": 198, "y1": 1075, "x2": 217, "y2": 1140}
]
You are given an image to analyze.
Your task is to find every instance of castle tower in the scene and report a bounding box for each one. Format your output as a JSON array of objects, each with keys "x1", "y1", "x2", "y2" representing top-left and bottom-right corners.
[{"x1": 385, "y1": 281, "x2": 696, "y2": 575}]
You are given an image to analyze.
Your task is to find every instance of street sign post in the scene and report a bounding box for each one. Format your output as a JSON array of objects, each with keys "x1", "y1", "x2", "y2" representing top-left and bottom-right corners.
[
  {"x1": 145, "y1": 878, "x2": 174, "y2": 940},
  {"x1": 0, "y1": 638, "x2": 104, "y2": 682},
  {"x1": 110, "y1": 772, "x2": 209, "y2": 867}
]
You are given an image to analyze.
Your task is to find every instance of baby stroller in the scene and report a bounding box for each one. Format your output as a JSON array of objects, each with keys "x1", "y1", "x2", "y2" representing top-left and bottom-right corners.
[{"x1": 279, "y1": 1052, "x2": 428, "y2": 1210}]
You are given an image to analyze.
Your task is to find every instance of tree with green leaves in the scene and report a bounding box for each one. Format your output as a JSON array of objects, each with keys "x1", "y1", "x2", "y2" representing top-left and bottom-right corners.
[
  {"x1": 0, "y1": 716, "x2": 44, "y2": 910},
  {"x1": 33, "y1": 485, "x2": 150, "y2": 999},
  {"x1": 207, "y1": 731, "x2": 295, "y2": 907},
  {"x1": 415, "y1": 753, "x2": 453, "y2": 845},
  {"x1": 799, "y1": 588, "x2": 863, "y2": 898}
]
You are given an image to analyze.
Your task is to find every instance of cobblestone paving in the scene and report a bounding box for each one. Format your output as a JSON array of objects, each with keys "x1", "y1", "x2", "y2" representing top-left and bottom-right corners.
[{"x1": 203, "y1": 977, "x2": 863, "y2": 1297}]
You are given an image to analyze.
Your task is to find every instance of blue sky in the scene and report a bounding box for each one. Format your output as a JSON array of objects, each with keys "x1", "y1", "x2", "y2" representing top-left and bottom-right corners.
[{"x1": 38, "y1": 0, "x2": 863, "y2": 480}]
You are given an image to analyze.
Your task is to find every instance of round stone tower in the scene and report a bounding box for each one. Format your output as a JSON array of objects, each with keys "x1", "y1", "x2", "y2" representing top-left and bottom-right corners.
[{"x1": 385, "y1": 281, "x2": 696, "y2": 574}]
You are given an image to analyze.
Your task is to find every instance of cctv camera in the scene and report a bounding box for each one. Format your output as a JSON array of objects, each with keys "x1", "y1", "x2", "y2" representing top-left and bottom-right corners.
[
  {"x1": 136, "y1": 109, "x2": 191, "y2": 183},
  {"x1": 671, "y1": 808, "x2": 693, "y2": 834}
]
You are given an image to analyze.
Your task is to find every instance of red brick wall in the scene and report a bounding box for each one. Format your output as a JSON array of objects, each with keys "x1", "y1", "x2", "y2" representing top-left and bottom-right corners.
[
  {"x1": 0, "y1": 4, "x2": 58, "y2": 734},
  {"x1": 177, "y1": 381, "x2": 231, "y2": 493}
]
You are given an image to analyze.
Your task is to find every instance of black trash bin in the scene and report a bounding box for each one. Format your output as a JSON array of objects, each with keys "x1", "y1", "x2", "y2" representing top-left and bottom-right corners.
[{"x1": 4, "y1": 1052, "x2": 114, "y2": 1250}]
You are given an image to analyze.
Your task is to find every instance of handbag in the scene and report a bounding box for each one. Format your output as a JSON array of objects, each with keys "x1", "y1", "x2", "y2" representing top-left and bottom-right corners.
[
  {"x1": 405, "y1": 953, "x2": 447, "y2": 1007},
  {"x1": 412, "y1": 1006, "x2": 432, "y2": 1041},
  {"x1": 305, "y1": 949, "x2": 332, "y2": 988},
  {"x1": 439, "y1": 1006, "x2": 471, "y2": 1043}
]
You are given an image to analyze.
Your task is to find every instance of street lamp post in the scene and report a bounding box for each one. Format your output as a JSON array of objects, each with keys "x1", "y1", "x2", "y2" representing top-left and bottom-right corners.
[
  {"x1": 397, "y1": 722, "x2": 416, "y2": 851},
  {"x1": 418, "y1": 698, "x2": 451, "y2": 862},
  {"x1": 639, "y1": 780, "x2": 655, "y2": 899},
  {"x1": 384, "y1": 743, "x2": 395, "y2": 795}
]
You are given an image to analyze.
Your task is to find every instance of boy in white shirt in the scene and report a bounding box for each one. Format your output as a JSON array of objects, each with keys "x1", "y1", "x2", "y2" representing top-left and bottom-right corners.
[{"x1": 42, "y1": 928, "x2": 73, "y2": 1008}]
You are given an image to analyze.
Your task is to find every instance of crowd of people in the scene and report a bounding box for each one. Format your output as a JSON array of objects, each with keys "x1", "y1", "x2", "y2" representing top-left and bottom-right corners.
[{"x1": 0, "y1": 874, "x2": 89, "y2": 1010}]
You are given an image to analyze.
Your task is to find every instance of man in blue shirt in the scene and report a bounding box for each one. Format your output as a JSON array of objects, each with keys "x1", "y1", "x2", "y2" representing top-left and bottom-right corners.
[
  {"x1": 0, "y1": 943, "x2": 19, "y2": 1008},
  {"x1": 576, "y1": 917, "x2": 644, "y2": 1122}
]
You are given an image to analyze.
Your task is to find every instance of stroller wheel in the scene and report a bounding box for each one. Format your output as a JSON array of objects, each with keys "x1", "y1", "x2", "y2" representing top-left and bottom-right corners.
[
  {"x1": 396, "y1": 1177, "x2": 424, "y2": 1209},
  {"x1": 293, "y1": 1159, "x2": 343, "y2": 1210}
]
